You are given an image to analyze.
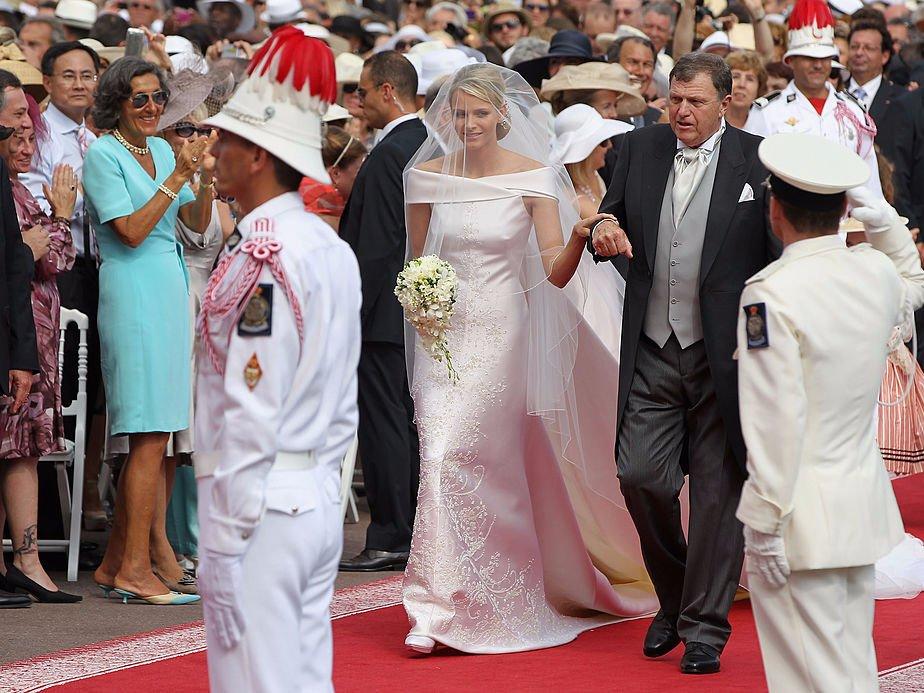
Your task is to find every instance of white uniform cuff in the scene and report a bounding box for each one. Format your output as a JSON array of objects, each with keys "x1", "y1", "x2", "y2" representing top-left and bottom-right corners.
[
  {"x1": 736, "y1": 485, "x2": 784, "y2": 535},
  {"x1": 207, "y1": 512, "x2": 255, "y2": 556}
]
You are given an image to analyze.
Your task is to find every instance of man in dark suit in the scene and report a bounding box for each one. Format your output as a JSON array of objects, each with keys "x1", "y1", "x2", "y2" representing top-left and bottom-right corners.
[
  {"x1": 846, "y1": 21, "x2": 904, "y2": 153},
  {"x1": 339, "y1": 51, "x2": 426, "y2": 572},
  {"x1": 588, "y1": 53, "x2": 778, "y2": 674},
  {"x1": 0, "y1": 132, "x2": 39, "y2": 608}
]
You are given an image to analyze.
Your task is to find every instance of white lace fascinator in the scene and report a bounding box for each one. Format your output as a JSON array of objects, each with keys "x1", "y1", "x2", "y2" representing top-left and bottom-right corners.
[{"x1": 403, "y1": 64, "x2": 630, "y2": 507}]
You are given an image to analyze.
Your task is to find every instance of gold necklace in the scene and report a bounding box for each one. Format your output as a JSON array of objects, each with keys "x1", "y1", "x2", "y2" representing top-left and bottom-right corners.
[{"x1": 113, "y1": 129, "x2": 149, "y2": 156}]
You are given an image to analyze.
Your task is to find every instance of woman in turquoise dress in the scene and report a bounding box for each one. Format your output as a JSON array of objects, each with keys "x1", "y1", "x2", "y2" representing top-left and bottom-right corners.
[{"x1": 83, "y1": 57, "x2": 214, "y2": 606}]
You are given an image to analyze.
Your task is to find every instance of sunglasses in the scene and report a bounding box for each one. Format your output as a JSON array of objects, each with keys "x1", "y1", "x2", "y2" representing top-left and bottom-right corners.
[
  {"x1": 130, "y1": 90, "x2": 168, "y2": 109},
  {"x1": 523, "y1": 3, "x2": 550, "y2": 10},
  {"x1": 491, "y1": 19, "x2": 521, "y2": 32},
  {"x1": 395, "y1": 39, "x2": 422, "y2": 51},
  {"x1": 128, "y1": 1, "x2": 155, "y2": 8},
  {"x1": 168, "y1": 122, "x2": 213, "y2": 138}
]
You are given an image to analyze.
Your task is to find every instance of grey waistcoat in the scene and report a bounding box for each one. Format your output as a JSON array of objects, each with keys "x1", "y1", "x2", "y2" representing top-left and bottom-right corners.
[{"x1": 643, "y1": 143, "x2": 722, "y2": 349}]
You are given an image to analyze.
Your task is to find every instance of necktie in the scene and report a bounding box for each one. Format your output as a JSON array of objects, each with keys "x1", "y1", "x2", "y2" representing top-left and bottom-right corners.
[
  {"x1": 853, "y1": 86, "x2": 868, "y2": 102},
  {"x1": 76, "y1": 125, "x2": 89, "y2": 156},
  {"x1": 672, "y1": 147, "x2": 708, "y2": 226}
]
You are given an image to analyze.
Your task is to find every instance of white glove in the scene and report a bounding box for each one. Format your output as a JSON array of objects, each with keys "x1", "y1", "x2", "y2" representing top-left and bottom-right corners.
[
  {"x1": 198, "y1": 549, "x2": 246, "y2": 650},
  {"x1": 744, "y1": 525, "x2": 791, "y2": 588},
  {"x1": 846, "y1": 187, "x2": 901, "y2": 234}
]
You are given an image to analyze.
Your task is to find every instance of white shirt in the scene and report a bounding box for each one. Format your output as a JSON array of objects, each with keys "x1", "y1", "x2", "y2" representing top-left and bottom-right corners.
[
  {"x1": 675, "y1": 117, "x2": 726, "y2": 163},
  {"x1": 373, "y1": 112, "x2": 419, "y2": 147},
  {"x1": 21, "y1": 103, "x2": 97, "y2": 258},
  {"x1": 847, "y1": 73, "x2": 882, "y2": 110},
  {"x1": 744, "y1": 80, "x2": 883, "y2": 198},
  {"x1": 194, "y1": 192, "x2": 362, "y2": 555}
]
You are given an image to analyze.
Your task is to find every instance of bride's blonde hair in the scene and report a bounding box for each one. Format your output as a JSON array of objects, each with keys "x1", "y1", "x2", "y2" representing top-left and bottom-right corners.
[{"x1": 448, "y1": 64, "x2": 511, "y2": 139}]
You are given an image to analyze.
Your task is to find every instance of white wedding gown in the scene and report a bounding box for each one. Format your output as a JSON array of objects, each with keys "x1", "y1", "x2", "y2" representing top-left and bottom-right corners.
[{"x1": 402, "y1": 167, "x2": 660, "y2": 654}]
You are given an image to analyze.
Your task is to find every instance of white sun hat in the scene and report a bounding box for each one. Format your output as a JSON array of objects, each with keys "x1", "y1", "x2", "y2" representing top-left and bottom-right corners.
[
  {"x1": 204, "y1": 26, "x2": 337, "y2": 183},
  {"x1": 197, "y1": 0, "x2": 255, "y2": 34},
  {"x1": 54, "y1": 0, "x2": 98, "y2": 30},
  {"x1": 376, "y1": 24, "x2": 429, "y2": 53},
  {"x1": 335, "y1": 51, "x2": 364, "y2": 84},
  {"x1": 322, "y1": 103, "x2": 351, "y2": 123},
  {"x1": 261, "y1": 0, "x2": 306, "y2": 25},
  {"x1": 552, "y1": 103, "x2": 633, "y2": 165},
  {"x1": 699, "y1": 31, "x2": 730, "y2": 53},
  {"x1": 416, "y1": 48, "x2": 476, "y2": 96},
  {"x1": 784, "y1": 0, "x2": 839, "y2": 61}
]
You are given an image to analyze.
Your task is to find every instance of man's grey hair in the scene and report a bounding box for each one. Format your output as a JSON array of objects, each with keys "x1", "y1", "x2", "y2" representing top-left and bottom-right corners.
[
  {"x1": 669, "y1": 52, "x2": 732, "y2": 99},
  {"x1": 506, "y1": 36, "x2": 549, "y2": 67},
  {"x1": 644, "y1": 2, "x2": 676, "y2": 28},
  {"x1": 20, "y1": 16, "x2": 67, "y2": 44},
  {"x1": 606, "y1": 34, "x2": 656, "y2": 63},
  {"x1": 425, "y1": 2, "x2": 467, "y2": 29}
]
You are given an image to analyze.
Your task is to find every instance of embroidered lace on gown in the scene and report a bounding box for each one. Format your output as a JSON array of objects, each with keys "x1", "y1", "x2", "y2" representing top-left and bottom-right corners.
[{"x1": 402, "y1": 167, "x2": 659, "y2": 654}]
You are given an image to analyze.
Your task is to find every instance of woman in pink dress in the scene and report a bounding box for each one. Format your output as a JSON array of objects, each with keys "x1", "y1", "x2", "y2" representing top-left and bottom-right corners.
[{"x1": 0, "y1": 105, "x2": 80, "y2": 602}]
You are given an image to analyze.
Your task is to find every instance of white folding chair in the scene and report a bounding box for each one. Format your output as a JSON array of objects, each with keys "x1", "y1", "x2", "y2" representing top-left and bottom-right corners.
[
  {"x1": 5, "y1": 308, "x2": 89, "y2": 582},
  {"x1": 340, "y1": 434, "x2": 360, "y2": 523}
]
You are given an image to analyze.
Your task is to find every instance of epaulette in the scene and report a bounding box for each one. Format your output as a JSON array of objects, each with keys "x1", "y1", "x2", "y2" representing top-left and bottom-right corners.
[
  {"x1": 836, "y1": 89, "x2": 868, "y2": 113},
  {"x1": 751, "y1": 90, "x2": 782, "y2": 110}
]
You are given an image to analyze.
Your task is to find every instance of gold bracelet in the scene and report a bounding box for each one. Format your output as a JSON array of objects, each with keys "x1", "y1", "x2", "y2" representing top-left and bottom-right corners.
[{"x1": 157, "y1": 183, "x2": 178, "y2": 201}]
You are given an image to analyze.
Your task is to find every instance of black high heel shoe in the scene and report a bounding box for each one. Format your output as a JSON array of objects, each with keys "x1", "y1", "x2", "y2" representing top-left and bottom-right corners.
[{"x1": 4, "y1": 565, "x2": 82, "y2": 603}]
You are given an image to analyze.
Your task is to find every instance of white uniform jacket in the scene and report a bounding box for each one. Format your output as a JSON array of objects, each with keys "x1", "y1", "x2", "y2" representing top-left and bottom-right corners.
[
  {"x1": 744, "y1": 81, "x2": 883, "y2": 199},
  {"x1": 194, "y1": 191, "x2": 362, "y2": 555},
  {"x1": 735, "y1": 231, "x2": 922, "y2": 571}
]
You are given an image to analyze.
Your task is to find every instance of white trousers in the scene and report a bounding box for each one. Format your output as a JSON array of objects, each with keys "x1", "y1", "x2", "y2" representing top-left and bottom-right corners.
[
  {"x1": 749, "y1": 563, "x2": 878, "y2": 693},
  {"x1": 198, "y1": 468, "x2": 343, "y2": 693}
]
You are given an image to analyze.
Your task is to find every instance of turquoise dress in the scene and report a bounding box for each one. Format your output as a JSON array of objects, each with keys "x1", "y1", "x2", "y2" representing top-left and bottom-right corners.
[{"x1": 83, "y1": 135, "x2": 195, "y2": 435}]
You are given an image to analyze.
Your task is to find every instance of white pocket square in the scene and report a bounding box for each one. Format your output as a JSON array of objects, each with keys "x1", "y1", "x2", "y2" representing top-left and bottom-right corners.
[{"x1": 738, "y1": 183, "x2": 755, "y2": 203}]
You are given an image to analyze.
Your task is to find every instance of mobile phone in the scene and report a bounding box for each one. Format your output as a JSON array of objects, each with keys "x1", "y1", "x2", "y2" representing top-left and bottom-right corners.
[
  {"x1": 125, "y1": 28, "x2": 148, "y2": 57},
  {"x1": 220, "y1": 44, "x2": 247, "y2": 59}
]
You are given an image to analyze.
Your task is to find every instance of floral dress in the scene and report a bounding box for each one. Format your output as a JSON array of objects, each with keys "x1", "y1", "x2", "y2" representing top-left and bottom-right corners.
[{"x1": 0, "y1": 179, "x2": 75, "y2": 458}]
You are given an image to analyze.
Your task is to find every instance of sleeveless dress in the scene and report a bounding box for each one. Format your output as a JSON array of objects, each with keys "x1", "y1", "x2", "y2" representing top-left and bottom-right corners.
[{"x1": 402, "y1": 167, "x2": 658, "y2": 654}]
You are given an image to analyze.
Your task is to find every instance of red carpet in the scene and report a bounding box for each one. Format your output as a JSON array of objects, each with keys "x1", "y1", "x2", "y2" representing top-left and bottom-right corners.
[{"x1": 5, "y1": 476, "x2": 924, "y2": 693}]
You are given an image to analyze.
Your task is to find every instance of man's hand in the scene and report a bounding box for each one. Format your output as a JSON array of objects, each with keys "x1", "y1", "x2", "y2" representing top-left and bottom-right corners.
[
  {"x1": 198, "y1": 549, "x2": 246, "y2": 649},
  {"x1": 744, "y1": 525, "x2": 790, "y2": 588},
  {"x1": 846, "y1": 187, "x2": 900, "y2": 234},
  {"x1": 8, "y1": 369, "x2": 32, "y2": 413},
  {"x1": 583, "y1": 214, "x2": 633, "y2": 258}
]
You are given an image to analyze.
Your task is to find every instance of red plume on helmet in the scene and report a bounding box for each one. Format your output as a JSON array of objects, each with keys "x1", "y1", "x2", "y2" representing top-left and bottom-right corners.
[
  {"x1": 248, "y1": 25, "x2": 338, "y2": 105},
  {"x1": 787, "y1": 0, "x2": 834, "y2": 32}
]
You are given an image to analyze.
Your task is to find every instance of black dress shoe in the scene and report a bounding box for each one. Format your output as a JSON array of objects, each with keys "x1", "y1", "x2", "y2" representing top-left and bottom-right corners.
[
  {"x1": 680, "y1": 642, "x2": 721, "y2": 674},
  {"x1": 643, "y1": 611, "x2": 680, "y2": 658},
  {"x1": 0, "y1": 583, "x2": 30, "y2": 608},
  {"x1": 4, "y1": 565, "x2": 82, "y2": 603},
  {"x1": 339, "y1": 549, "x2": 409, "y2": 572}
]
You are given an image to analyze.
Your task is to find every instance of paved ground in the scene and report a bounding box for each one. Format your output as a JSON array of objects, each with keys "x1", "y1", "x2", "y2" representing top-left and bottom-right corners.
[{"x1": 0, "y1": 497, "x2": 389, "y2": 665}]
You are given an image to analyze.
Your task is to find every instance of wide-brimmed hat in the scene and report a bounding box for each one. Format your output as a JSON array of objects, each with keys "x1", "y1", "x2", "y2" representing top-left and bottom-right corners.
[
  {"x1": 0, "y1": 43, "x2": 46, "y2": 102},
  {"x1": 481, "y1": 4, "x2": 531, "y2": 36},
  {"x1": 322, "y1": 103, "x2": 350, "y2": 123},
  {"x1": 540, "y1": 62, "x2": 647, "y2": 117},
  {"x1": 335, "y1": 52, "x2": 363, "y2": 84},
  {"x1": 514, "y1": 30, "x2": 601, "y2": 87},
  {"x1": 376, "y1": 24, "x2": 429, "y2": 53},
  {"x1": 784, "y1": 0, "x2": 838, "y2": 61},
  {"x1": 416, "y1": 47, "x2": 476, "y2": 95},
  {"x1": 553, "y1": 103, "x2": 633, "y2": 165},
  {"x1": 160, "y1": 69, "x2": 232, "y2": 131},
  {"x1": 197, "y1": 0, "x2": 255, "y2": 34},
  {"x1": 204, "y1": 26, "x2": 337, "y2": 182},
  {"x1": 261, "y1": 0, "x2": 306, "y2": 25},
  {"x1": 699, "y1": 31, "x2": 730, "y2": 53},
  {"x1": 55, "y1": 0, "x2": 98, "y2": 30}
]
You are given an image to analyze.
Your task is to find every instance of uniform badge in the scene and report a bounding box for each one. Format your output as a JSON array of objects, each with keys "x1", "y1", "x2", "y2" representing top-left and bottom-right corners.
[
  {"x1": 786, "y1": 93, "x2": 796, "y2": 103},
  {"x1": 244, "y1": 353, "x2": 262, "y2": 390},
  {"x1": 238, "y1": 284, "x2": 273, "y2": 337},
  {"x1": 744, "y1": 303, "x2": 769, "y2": 349},
  {"x1": 785, "y1": 116, "x2": 798, "y2": 127}
]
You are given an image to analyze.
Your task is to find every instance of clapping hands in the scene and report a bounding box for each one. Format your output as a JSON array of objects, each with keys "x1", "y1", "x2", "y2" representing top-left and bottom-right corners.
[
  {"x1": 43, "y1": 164, "x2": 78, "y2": 220},
  {"x1": 175, "y1": 131, "x2": 218, "y2": 181}
]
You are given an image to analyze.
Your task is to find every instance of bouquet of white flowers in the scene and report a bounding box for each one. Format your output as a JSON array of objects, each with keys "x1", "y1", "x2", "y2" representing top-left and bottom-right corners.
[{"x1": 395, "y1": 255, "x2": 458, "y2": 383}]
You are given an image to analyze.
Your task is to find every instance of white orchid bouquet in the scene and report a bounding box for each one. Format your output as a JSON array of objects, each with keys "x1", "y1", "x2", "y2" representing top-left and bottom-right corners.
[{"x1": 395, "y1": 255, "x2": 458, "y2": 383}]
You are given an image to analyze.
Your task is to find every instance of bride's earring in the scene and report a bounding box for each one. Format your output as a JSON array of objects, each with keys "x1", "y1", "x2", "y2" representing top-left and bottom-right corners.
[{"x1": 496, "y1": 116, "x2": 511, "y2": 139}]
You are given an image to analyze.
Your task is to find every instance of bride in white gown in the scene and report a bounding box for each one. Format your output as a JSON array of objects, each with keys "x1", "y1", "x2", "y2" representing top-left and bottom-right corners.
[{"x1": 401, "y1": 64, "x2": 660, "y2": 655}]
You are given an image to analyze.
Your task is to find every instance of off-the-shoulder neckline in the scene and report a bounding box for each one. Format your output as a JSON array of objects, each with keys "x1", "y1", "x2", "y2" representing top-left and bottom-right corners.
[{"x1": 410, "y1": 166, "x2": 552, "y2": 181}]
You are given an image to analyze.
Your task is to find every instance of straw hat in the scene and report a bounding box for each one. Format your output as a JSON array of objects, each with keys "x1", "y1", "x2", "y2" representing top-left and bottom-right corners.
[
  {"x1": 540, "y1": 62, "x2": 646, "y2": 118},
  {"x1": 0, "y1": 59, "x2": 45, "y2": 103},
  {"x1": 481, "y1": 3, "x2": 531, "y2": 36},
  {"x1": 204, "y1": 26, "x2": 337, "y2": 182},
  {"x1": 54, "y1": 0, "x2": 98, "y2": 30},
  {"x1": 553, "y1": 104, "x2": 633, "y2": 165}
]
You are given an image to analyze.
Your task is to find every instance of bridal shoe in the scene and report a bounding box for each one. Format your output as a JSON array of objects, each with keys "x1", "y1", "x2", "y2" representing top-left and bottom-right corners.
[{"x1": 405, "y1": 635, "x2": 436, "y2": 654}]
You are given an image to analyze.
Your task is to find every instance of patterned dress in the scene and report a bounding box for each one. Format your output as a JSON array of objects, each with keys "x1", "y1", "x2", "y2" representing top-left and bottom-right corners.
[{"x1": 0, "y1": 179, "x2": 75, "y2": 458}]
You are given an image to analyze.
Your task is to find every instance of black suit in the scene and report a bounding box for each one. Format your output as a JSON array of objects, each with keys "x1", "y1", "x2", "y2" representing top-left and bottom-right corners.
[
  {"x1": 0, "y1": 159, "x2": 38, "y2": 392},
  {"x1": 888, "y1": 87, "x2": 923, "y2": 232},
  {"x1": 340, "y1": 118, "x2": 427, "y2": 553},
  {"x1": 862, "y1": 77, "x2": 905, "y2": 168},
  {"x1": 596, "y1": 124, "x2": 778, "y2": 651},
  {"x1": 599, "y1": 106, "x2": 664, "y2": 184}
]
